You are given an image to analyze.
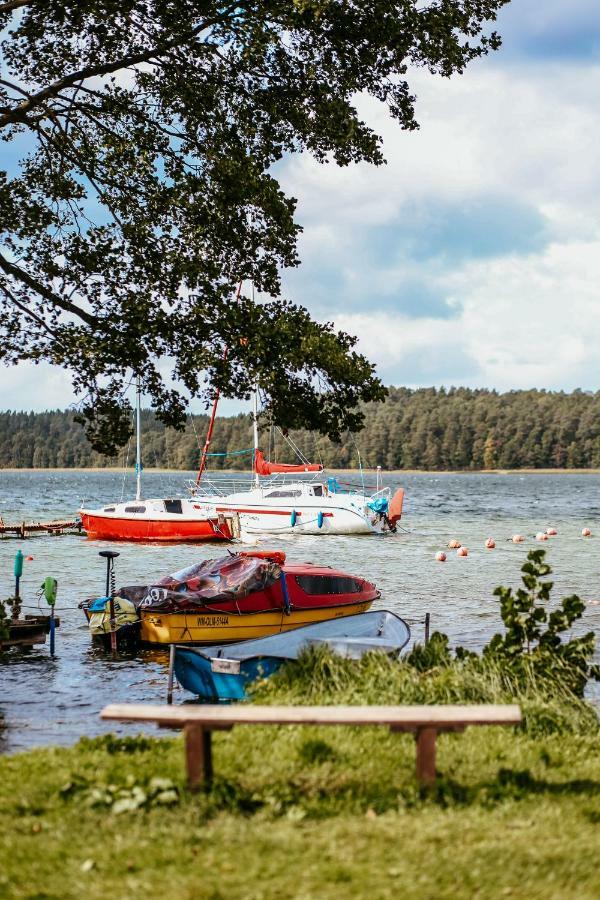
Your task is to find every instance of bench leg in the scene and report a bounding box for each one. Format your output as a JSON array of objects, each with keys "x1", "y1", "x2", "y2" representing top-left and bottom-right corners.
[
  {"x1": 415, "y1": 727, "x2": 437, "y2": 786},
  {"x1": 184, "y1": 724, "x2": 213, "y2": 791}
]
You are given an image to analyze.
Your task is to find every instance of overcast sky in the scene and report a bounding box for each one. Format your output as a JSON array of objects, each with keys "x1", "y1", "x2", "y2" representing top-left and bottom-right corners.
[{"x1": 3, "y1": 0, "x2": 600, "y2": 412}]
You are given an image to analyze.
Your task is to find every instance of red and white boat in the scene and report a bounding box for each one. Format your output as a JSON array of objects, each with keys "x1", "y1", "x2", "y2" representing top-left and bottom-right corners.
[
  {"x1": 79, "y1": 497, "x2": 237, "y2": 542},
  {"x1": 79, "y1": 380, "x2": 237, "y2": 542}
]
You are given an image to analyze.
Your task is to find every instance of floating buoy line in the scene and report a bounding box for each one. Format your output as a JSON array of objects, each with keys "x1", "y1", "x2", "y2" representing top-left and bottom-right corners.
[{"x1": 432, "y1": 525, "x2": 594, "y2": 561}]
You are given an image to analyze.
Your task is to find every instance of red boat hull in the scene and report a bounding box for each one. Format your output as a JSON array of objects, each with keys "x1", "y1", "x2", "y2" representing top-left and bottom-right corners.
[{"x1": 80, "y1": 513, "x2": 232, "y2": 542}]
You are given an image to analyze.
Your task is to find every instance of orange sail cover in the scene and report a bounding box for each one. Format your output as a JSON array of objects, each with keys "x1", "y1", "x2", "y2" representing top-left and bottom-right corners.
[{"x1": 254, "y1": 449, "x2": 323, "y2": 476}]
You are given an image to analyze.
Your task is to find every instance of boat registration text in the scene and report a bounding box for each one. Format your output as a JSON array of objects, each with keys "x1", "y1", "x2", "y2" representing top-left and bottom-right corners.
[{"x1": 196, "y1": 615, "x2": 229, "y2": 627}]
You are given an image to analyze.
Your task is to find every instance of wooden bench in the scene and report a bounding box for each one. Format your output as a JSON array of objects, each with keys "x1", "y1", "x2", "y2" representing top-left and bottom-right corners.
[{"x1": 101, "y1": 703, "x2": 522, "y2": 789}]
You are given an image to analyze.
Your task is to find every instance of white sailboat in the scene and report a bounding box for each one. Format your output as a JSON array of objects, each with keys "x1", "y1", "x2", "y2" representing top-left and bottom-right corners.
[{"x1": 192, "y1": 385, "x2": 405, "y2": 537}]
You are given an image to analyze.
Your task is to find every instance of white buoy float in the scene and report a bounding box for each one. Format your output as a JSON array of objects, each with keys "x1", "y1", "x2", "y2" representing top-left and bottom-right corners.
[
  {"x1": 457, "y1": 547, "x2": 468, "y2": 557},
  {"x1": 436, "y1": 551, "x2": 447, "y2": 562},
  {"x1": 512, "y1": 535, "x2": 525, "y2": 543},
  {"x1": 536, "y1": 532, "x2": 549, "y2": 541},
  {"x1": 582, "y1": 527, "x2": 592, "y2": 537},
  {"x1": 546, "y1": 527, "x2": 558, "y2": 536},
  {"x1": 447, "y1": 539, "x2": 461, "y2": 549},
  {"x1": 485, "y1": 538, "x2": 496, "y2": 549}
]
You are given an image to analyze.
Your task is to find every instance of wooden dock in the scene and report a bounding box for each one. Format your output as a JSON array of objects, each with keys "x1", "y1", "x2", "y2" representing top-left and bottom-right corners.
[
  {"x1": 0, "y1": 518, "x2": 83, "y2": 538},
  {"x1": 0, "y1": 615, "x2": 60, "y2": 649}
]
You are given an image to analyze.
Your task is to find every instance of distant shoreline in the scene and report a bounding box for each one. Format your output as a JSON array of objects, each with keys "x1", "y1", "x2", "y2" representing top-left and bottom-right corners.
[{"x1": 2, "y1": 467, "x2": 600, "y2": 476}]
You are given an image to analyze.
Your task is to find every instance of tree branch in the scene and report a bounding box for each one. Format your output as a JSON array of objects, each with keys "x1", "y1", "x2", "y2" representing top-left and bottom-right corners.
[
  {"x1": 0, "y1": 279, "x2": 62, "y2": 343},
  {"x1": 0, "y1": 4, "x2": 244, "y2": 129},
  {"x1": 0, "y1": 251, "x2": 99, "y2": 327},
  {"x1": 0, "y1": 0, "x2": 30, "y2": 13}
]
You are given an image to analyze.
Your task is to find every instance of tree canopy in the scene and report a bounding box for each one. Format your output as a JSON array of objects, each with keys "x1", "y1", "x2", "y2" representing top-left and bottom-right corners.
[
  {"x1": 4, "y1": 387, "x2": 599, "y2": 472},
  {"x1": 0, "y1": 0, "x2": 509, "y2": 451}
]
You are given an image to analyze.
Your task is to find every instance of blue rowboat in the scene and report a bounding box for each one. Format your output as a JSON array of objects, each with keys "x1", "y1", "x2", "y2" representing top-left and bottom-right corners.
[{"x1": 174, "y1": 609, "x2": 411, "y2": 701}]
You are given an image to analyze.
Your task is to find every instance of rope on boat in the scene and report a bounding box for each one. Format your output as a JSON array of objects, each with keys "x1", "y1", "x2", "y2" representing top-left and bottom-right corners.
[
  {"x1": 240, "y1": 515, "x2": 324, "y2": 534},
  {"x1": 204, "y1": 447, "x2": 254, "y2": 457}
]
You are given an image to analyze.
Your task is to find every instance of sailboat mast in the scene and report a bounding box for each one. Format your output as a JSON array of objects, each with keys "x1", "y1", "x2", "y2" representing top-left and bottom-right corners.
[
  {"x1": 195, "y1": 282, "x2": 244, "y2": 488},
  {"x1": 195, "y1": 377, "x2": 223, "y2": 487},
  {"x1": 135, "y1": 376, "x2": 142, "y2": 501},
  {"x1": 252, "y1": 384, "x2": 260, "y2": 488}
]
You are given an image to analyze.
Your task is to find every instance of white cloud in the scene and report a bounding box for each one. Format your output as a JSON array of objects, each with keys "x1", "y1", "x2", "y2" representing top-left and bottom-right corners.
[
  {"x1": 0, "y1": 363, "x2": 77, "y2": 411},
  {"x1": 276, "y1": 59, "x2": 600, "y2": 390},
  {"x1": 337, "y1": 239, "x2": 600, "y2": 391},
  {"x1": 283, "y1": 62, "x2": 600, "y2": 240}
]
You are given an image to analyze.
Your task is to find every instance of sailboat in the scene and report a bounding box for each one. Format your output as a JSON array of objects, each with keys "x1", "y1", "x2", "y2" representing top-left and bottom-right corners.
[
  {"x1": 79, "y1": 379, "x2": 239, "y2": 542},
  {"x1": 192, "y1": 385, "x2": 405, "y2": 536}
]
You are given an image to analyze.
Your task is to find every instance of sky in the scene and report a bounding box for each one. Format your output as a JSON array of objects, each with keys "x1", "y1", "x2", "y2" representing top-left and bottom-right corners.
[{"x1": 3, "y1": 0, "x2": 600, "y2": 412}]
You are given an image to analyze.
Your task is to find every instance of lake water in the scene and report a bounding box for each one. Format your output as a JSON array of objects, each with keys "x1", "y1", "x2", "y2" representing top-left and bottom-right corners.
[{"x1": 1, "y1": 470, "x2": 599, "y2": 752}]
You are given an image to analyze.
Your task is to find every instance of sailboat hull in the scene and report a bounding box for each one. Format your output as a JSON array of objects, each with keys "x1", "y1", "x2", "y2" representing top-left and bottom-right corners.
[
  {"x1": 197, "y1": 499, "x2": 387, "y2": 535},
  {"x1": 80, "y1": 510, "x2": 234, "y2": 542}
]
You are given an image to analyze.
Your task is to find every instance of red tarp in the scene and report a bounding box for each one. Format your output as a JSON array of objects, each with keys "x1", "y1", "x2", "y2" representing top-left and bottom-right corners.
[
  {"x1": 254, "y1": 449, "x2": 322, "y2": 476},
  {"x1": 119, "y1": 553, "x2": 282, "y2": 612}
]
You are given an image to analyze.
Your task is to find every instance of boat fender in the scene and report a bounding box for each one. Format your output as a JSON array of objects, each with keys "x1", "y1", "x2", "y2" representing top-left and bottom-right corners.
[
  {"x1": 42, "y1": 576, "x2": 57, "y2": 606},
  {"x1": 290, "y1": 509, "x2": 297, "y2": 527},
  {"x1": 317, "y1": 511, "x2": 324, "y2": 529},
  {"x1": 240, "y1": 550, "x2": 286, "y2": 566}
]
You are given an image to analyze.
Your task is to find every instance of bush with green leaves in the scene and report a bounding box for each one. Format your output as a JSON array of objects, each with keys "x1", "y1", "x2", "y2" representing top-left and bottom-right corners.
[{"x1": 482, "y1": 549, "x2": 599, "y2": 696}]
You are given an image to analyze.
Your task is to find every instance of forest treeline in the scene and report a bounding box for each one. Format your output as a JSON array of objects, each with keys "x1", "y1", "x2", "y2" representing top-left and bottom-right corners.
[{"x1": 1, "y1": 387, "x2": 600, "y2": 471}]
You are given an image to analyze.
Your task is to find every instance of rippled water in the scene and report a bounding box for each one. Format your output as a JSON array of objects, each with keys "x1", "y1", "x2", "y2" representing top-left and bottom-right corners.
[{"x1": 1, "y1": 469, "x2": 599, "y2": 752}]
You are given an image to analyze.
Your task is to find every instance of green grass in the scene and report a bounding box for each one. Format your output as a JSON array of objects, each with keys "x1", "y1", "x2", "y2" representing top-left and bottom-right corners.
[{"x1": 1, "y1": 685, "x2": 600, "y2": 899}]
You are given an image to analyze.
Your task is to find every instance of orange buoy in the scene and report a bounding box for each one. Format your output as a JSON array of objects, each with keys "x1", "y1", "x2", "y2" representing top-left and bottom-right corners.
[
  {"x1": 582, "y1": 527, "x2": 592, "y2": 537},
  {"x1": 512, "y1": 535, "x2": 525, "y2": 543},
  {"x1": 447, "y1": 539, "x2": 461, "y2": 549},
  {"x1": 457, "y1": 546, "x2": 468, "y2": 557},
  {"x1": 25, "y1": 555, "x2": 34, "y2": 561},
  {"x1": 546, "y1": 527, "x2": 558, "y2": 536},
  {"x1": 485, "y1": 538, "x2": 495, "y2": 549},
  {"x1": 435, "y1": 551, "x2": 447, "y2": 562},
  {"x1": 536, "y1": 532, "x2": 548, "y2": 541}
]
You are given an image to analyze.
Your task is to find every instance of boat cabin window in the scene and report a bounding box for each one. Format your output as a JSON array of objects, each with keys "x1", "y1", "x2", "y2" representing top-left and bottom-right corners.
[
  {"x1": 124, "y1": 505, "x2": 146, "y2": 513},
  {"x1": 103, "y1": 507, "x2": 115, "y2": 512},
  {"x1": 295, "y1": 575, "x2": 363, "y2": 595},
  {"x1": 312, "y1": 485, "x2": 323, "y2": 497},
  {"x1": 164, "y1": 499, "x2": 183, "y2": 514},
  {"x1": 265, "y1": 489, "x2": 302, "y2": 498}
]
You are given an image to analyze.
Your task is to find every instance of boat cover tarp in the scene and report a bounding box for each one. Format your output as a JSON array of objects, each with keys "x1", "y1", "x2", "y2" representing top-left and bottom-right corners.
[
  {"x1": 119, "y1": 553, "x2": 282, "y2": 613},
  {"x1": 254, "y1": 449, "x2": 322, "y2": 475}
]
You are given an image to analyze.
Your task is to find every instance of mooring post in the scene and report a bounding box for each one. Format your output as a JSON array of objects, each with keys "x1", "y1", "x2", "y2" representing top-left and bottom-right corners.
[
  {"x1": 43, "y1": 577, "x2": 58, "y2": 657},
  {"x1": 12, "y1": 550, "x2": 23, "y2": 620},
  {"x1": 167, "y1": 643, "x2": 175, "y2": 705},
  {"x1": 425, "y1": 612, "x2": 430, "y2": 645},
  {"x1": 99, "y1": 551, "x2": 120, "y2": 657},
  {"x1": 49, "y1": 603, "x2": 56, "y2": 657}
]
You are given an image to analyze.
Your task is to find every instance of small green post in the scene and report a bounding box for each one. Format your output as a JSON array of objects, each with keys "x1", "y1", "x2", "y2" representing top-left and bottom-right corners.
[{"x1": 11, "y1": 550, "x2": 24, "y2": 620}]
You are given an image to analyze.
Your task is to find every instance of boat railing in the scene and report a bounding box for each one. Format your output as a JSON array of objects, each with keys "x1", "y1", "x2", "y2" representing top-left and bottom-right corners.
[
  {"x1": 188, "y1": 475, "x2": 392, "y2": 500},
  {"x1": 188, "y1": 473, "x2": 321, "y2": 498}
]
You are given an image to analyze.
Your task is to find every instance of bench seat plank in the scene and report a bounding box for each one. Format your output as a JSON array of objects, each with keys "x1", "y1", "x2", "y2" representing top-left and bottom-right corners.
[{"x1": 101, "y1": 703, "x2": 522, "y2": 728}]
